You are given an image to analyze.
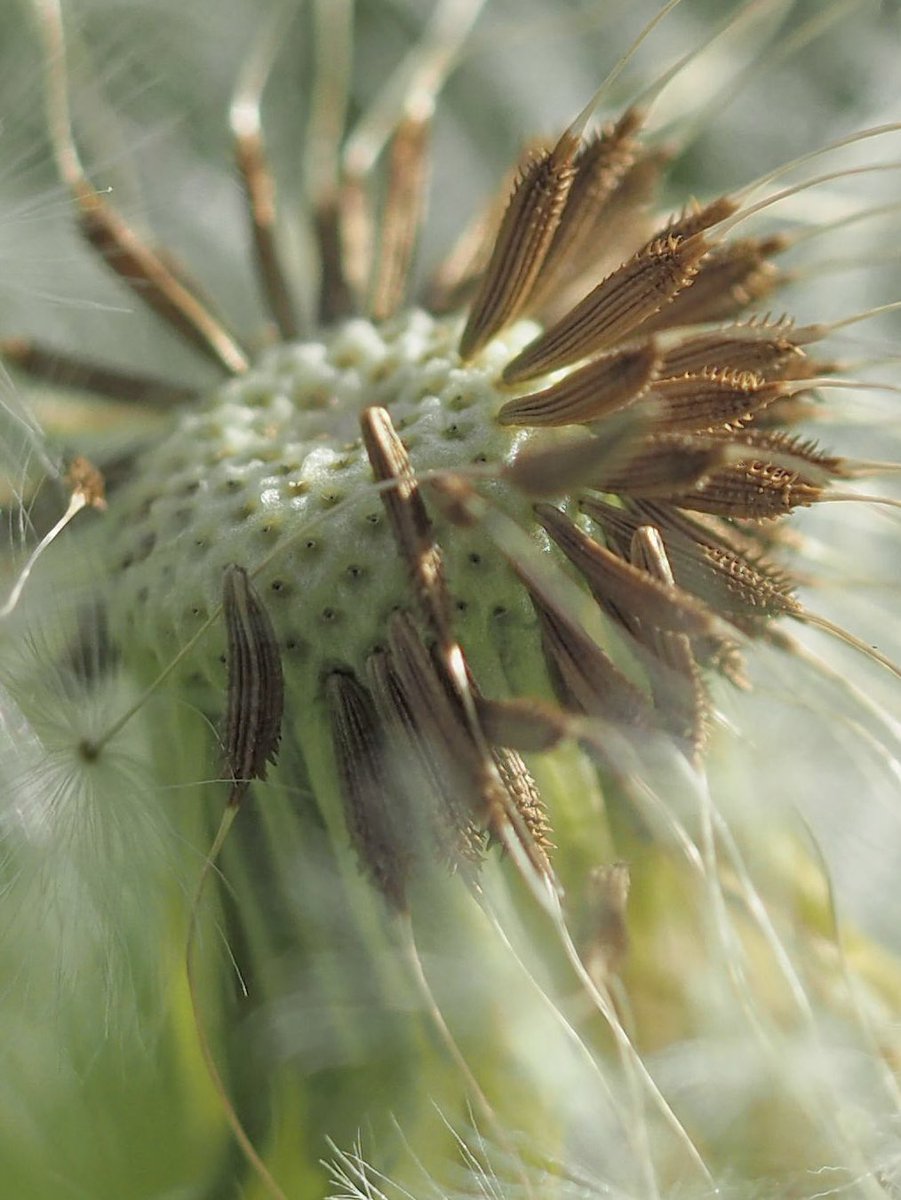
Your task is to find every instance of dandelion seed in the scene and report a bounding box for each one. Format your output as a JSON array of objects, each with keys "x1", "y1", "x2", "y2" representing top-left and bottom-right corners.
[
  {"x1": 2, "y1": 1, "x2": 901, "y2": 1197},
  {"x1": 221, "y1": 562, "x2": 284, "y2": 805}
]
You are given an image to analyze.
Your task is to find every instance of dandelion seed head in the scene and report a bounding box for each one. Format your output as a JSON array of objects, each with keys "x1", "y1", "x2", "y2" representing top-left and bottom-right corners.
[{"x1": 2, "y1": 1, "x2": 901, "y2": 1197}]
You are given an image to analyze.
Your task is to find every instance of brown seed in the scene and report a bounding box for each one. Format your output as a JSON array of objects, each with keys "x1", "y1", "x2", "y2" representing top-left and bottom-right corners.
[
  {"x1": 636, "y1": 236, "x2": 788, "y2": 333},
  {"x1": 628, "y1": 525, "x2": 708, "y2": 758},
  {"x1": 497, "y1": 341, "x2": 660, "y2": 427},
  {"x1": 476, "y1": 694, "x2": 569, "y2": 752},
  {"x1": 387, "y1": 612, "x2": 494, "y2": 825},
  {"x1": 503, "y1": 409, "x2": 645, "y2": 497},
  {"x1": 589, "y1": 433, "x2": 730, "y2": 497},
  {"x1": 582, "y1": 861, "x2": 631, "y2": 981},
  {"x1": 0, "y1": 337, "x2": 193, "y2": 408},
  {"x1": 426, "y1": 143, "x2": 540, "y2": 315},
  {"x1": 659, "y1": 320, "x2": 807, "y2": 379},
  {"x1": 503, "y1": 232, "x2": 711, "y2": 384},
  {"x1": 491, "y1": 746, "x2": 554, "y2": 855},
  {"x1": 528, "y1": 587, "x2": 653, "y2": 728},
  {"x1": 669, "y1": 458, "x2": 824, "y2": 520},
  {"x1": 326, "y1": 670, "x2": 412, "y2": 909},
  {"x1": 73, "y1": 184, "x2": 250, "y2": 375},
  {"x1": 553, "y1": 145, "x2": 672, "y2": 305},
  {"x1": 361, "y1": 406, "x2": 453, "y2": 643},
  {"x1": 385, "y1": 612, "x2": 551, "y2": 879},
  {"x1": 232, "y1": 103, "x2": 299, "y2": 340},
  {"x1": 65, "y1": 455, "x2": 107, "y2": 511},
  {"x1": 312, "y1": 188, "x2": 356, "y2": 323},
  {"x1": 369, "y1": 114, "x2": 432, "y2": 322},
  {"x1": 584, "y1": 497, "x2": 800, "y2": 622},
  {"x1": 536, "y1": 503, "x2": 731, "y2": 640},
  {"x1": 221, "y1": 564, "x2": 284, "y2": 806},
  {"x1": 366, "y1": 646, "x2": 484, "y2": 870},
  {"x1": 459, "y1": 128, "x2": 581, "y2": 360},
  {"x1": 528, "y1": 107, "x2": 645, "y2": 313}
]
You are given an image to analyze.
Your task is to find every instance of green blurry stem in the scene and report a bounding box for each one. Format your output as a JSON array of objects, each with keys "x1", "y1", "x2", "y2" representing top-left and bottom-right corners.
[{"x1": 186, "y1": 800, "x2": 290, "y2": 1200}]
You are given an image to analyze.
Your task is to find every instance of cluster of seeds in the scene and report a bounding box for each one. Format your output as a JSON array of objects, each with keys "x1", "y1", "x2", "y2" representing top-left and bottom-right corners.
[
  {"x1": 83, "y1": 87, "x2": 873, "y2": 911},
  {"x1": 12, "y1": 0, "x2": 882, "y2": 910},
  {"x1": 4, "y1": 4, "x2": 901, "y2": 1198}
]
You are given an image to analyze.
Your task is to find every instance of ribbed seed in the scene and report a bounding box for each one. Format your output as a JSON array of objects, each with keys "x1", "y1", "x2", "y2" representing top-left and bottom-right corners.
[
  {"x1": 637, "y1": 236, "x2": 787, "y2": 333},
  {"x1": 326, "y1": 670, "x2": 412, "y2": 909},
  {"x1": 536, "y1": 503, "x2": 729, "y2": 639},
  {"x1": 498, "y1": 342, "x2": 660, "y2": 427},
  {"x1": 503, "y1": 233, "x2": 710, "y2": 384},
  {"x1": 459, "y1": 129, "x2": 580, "y2": 360},
  {"x1": 222, "y1": 564, "x2": 284, "y2": 805}
]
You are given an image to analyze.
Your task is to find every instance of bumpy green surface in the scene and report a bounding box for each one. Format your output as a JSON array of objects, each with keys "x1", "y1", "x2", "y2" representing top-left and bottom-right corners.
[{"x1": 107, "y1": 310, "x2": 559, "y2": 697}]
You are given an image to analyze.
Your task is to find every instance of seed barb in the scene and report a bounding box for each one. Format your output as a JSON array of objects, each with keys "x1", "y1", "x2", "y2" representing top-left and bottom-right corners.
[
  {"x1": 584, "y1": 497, "x2": 801, "y2": 623},
  {"x1": 647, "y1": 368, "x2": 786, "y2": 434},
  {"x1": 661, "y1": 196, "x2": 739, "y2": 242},
  {"x1": 459, "y1": 128, "x2": 581, "y2": 360},
  {"x1": 222, "y1": 564, "x2": 284, "y2": 807},
  {"x1": 711, "y1": 429, "x2": 846, "y2": 481},
  {"x1": 637, "y1": 235, "x2": 788, "y2": 333}
]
